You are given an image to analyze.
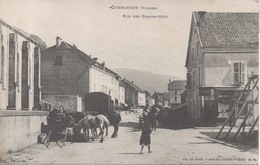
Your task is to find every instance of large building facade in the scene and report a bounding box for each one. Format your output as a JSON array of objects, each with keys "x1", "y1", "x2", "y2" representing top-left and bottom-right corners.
[
  {"x1": 88, "y1": 64, "x2": 120, "y2": 105},
  {"x1": 152, "y1": 92, "x2": 169, "y2": 107},
  {"x1": 119, "y1": 81, "x2": 126, "y2": 105},
  {"x1": 41, "y1": 37, "x2": 91, "y2": 112},
  {"x1": 168, "y1": 80, "x2": 186, "y2": 107},
  {"x1": 41, "y1": 37, "x2": 120, "y2": 112},
  {"x1": 0, "y1": 19, "x2": 47, "y2": 155},
  {"x1": 122, "y1": 79, "x2": 145, "y2": 108},
  {"x1": 185, "y1": 12, "x2": 259, "y2": 126},
  {"x1": 144, "y1": 90, "x2": 153, "y2": 106}
]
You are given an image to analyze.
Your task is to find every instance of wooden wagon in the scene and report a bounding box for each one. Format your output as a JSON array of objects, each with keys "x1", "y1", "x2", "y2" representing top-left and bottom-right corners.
[{"x1": 83, "y1": 92, "x2": 114, "y2": 115}]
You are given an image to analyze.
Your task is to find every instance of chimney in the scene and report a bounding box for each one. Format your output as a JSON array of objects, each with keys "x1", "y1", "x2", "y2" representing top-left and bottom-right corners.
[
  {"x1": 92, "y1": 57, "x2": 98, "y2": 64},
  {"x1": 72, "y1": 44, "x2": 77, "y2": 49},
  {"x1": 132, "y1": 80, "x2": 134, "y2": 84},
  {"x1": 197, "y1": 11, "x2": 206, "y2": 27},
  {"x1": 169, "y1": 79, "x2": 171, "y2": 83},
  {"x1": 56, "y1": 36, "x2": 62, "y2": 47},
  {"x1": 198, "y1": 11, "x2": 206, "y2": 18},
  {"x1": 101, "y1": 62, "x2": 105, "y2": 70}
]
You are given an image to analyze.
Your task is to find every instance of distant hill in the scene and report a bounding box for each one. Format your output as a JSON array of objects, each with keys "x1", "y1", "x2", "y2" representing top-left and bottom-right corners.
[{"x1": 113, "y1": 68, "x2": 183, "y2": 94}]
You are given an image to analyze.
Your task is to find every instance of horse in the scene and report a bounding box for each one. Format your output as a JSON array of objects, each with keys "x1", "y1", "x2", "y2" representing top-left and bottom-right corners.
[
  {"x1": 107, "y1": 111, "x2": 121, "y2": 138},
  {"x1": 76, "y1": 114, "x2": 109, "y2": 143},
  {"x1": 70, "y1": 112, "x2": 85, "y2": 123},
  {"x1": 67, "y1": 112, "x2": 85, "y2": 136}
]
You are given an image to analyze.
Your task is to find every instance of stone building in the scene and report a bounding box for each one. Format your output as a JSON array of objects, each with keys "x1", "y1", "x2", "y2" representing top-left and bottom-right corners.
[
  {"x1": 185, "y1": 12, "x2": 258, "y2": 126},
  {"x1": 144, "y1": 90, "x2": 153, "y2": 106},
  {"x1": 168, "y1": 80, "x2": 186, "y2": 107},
  {"x1": 152, "y1": 92, "x2": 163, "y2": 106},
  {"x1": 122, "y1": 79, "x2": 146, "y2": 108},
  {"x1": 0, "y1": 19, "x2": 47, "y2": 155},
  {"x1": 41, "y1": 37, "x2": 120, "y2": 112}
]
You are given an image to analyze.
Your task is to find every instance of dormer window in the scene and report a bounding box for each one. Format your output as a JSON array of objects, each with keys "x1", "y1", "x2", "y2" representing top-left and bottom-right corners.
[
  {"x1": 1, "y1": 46, "x2": 5, "y2": 82},
  {"x1": 54, "y1": 55, "x2": 62, "y2": 65}
]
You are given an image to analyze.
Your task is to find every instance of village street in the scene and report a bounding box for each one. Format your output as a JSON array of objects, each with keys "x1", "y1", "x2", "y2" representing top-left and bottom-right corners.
[{"x1": 1, "y1": 109, "x2": 258, "y2": 165}]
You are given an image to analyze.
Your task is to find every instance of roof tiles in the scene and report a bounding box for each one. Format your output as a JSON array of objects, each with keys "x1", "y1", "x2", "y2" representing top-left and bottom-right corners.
[
  {"x1": 194, "y1": 12, "x2": 259, "y2": 48},
  {"x1": 168, "y1": 80, "x2": 186, "y2": 90}
]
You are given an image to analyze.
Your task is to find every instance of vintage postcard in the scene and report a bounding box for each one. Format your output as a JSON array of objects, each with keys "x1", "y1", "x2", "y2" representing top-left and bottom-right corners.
[{"x1": 0, "y1": 0, "x2": 258, "y2": 164}]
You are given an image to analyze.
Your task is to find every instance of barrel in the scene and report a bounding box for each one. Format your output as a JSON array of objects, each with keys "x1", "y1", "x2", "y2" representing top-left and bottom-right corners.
[{"x1": 38, "y1": 133, "x2": 47, "y2": 143}]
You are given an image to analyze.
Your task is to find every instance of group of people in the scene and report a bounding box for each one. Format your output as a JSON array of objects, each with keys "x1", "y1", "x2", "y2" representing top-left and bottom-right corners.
[
  {"x1": 46, "y1": 105, "x2": 122, "y2": 142},
  {"x1": 48, "y1": 104, "x2": 154, "y2": 152}
]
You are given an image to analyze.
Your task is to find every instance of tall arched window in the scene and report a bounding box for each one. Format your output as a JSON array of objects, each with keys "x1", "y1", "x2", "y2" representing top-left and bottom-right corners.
[
  {"x1": 16, "y1": 53, "x2": 19, "y2": 85},
  {"x1": 0, "y1": 47, "x2": 2, "y2": 80},
  {"x1": 16, "y1": 53, "x2": 20, "y2": 91},
  {"x1": 54, "y1": 55, "x2": 62, "y2": 65},
  {"x1": 1, "y1": 46, "x2": 4, "y2": 81},
  {"x1": 28, "y1": 58, "x2": 31, "y2": 88}
]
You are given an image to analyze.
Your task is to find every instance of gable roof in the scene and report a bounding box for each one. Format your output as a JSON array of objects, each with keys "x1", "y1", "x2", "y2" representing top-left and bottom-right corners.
[
  {"x1": 168, "y1": 80, "x2": 186, "y2": 90},
  {"x1": 144, "y1": 90, "x2": 151, "y2": 97},
  {"x1": 43, "y1": 41, "x2": 96, "y2": 66},
  {"x1": 119, "y1": 80, "x2": 126, "y2": 87},
  {"x1": 0, "y1": 18, "x2": 39, "y2": 45},
  {"x1": 105, "y1": 68, "x2": 120, "y2": 78},
  {"x1": 42, "y1": 40, "x2": 120, "y2": 95},
  {"x1": 41, "y1": 42, "x2": 91, "y2": 96},
  {"x1": 194, "y1": 12, "x2": 258, "y2": 48},
  {"x1": 45, "y1": 41, "x2": 120, "y2": 78},
  {"x1": 185, "y1": 12, "x2": 259, "y2": 67},
  {"x1": 122, "y1": 79, "x2": 144, "y2": 93}
]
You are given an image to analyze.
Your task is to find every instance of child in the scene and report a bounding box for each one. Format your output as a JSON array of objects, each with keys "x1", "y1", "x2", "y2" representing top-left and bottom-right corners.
[{"x1": 139, "y1": 123, "x2": 152, "y2": 154}]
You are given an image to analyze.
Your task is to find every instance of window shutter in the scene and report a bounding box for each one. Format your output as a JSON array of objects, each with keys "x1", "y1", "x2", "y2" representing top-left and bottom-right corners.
[
  {"x1": 241, "y1": 62, "x2": 246, "y2": 82},
  {"x1": 231, "y1": 62, "x2": 234, "y2": 83},
  {"x1": 231, "y1": 61, "x2": 247, "y2": 84},
  {"x1": 234, "y1": 62, "x2": 239, "y2": 83}
]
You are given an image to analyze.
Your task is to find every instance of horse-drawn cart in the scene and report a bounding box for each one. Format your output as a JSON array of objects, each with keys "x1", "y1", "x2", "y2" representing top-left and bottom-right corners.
[
  {"x1": 39, "y1": 92, "x2": 121, "y2": 145},
  {"x1": 40, "y1": 106, "x2": 76, "y2": 147},
  {"x1": 84, "y1": 92, "x2": 114, "y2": 115}
]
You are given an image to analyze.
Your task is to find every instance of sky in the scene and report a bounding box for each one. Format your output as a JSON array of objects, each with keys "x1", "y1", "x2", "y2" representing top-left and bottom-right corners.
[{"x1": 0, "y1": 0, "x2": 258, "y2": 78}]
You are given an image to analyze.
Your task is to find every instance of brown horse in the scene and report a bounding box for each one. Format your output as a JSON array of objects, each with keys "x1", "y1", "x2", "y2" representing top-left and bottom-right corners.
[
  {"x1": 76, "y1": 114, "x2": 109, "y2": 143},
  {"x1": 107, "y1": 111, "x2": 121, "y2": 138}
]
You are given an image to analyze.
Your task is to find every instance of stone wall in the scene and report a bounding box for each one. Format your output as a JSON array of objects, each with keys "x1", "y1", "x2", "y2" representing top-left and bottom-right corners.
[{"x1": 0, "y1": 111, "x2": 48, "y2": 155}]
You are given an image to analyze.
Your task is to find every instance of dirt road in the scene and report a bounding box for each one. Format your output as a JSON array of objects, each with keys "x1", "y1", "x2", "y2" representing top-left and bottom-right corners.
[{"x1": 1, "y1": 109, "x2": 258, "y2": 164}]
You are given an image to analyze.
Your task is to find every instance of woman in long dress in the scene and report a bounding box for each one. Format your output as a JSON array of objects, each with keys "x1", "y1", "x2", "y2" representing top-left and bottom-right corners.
[{"x1": 139, "y1": 122, "x2": 152, "y2": 154}]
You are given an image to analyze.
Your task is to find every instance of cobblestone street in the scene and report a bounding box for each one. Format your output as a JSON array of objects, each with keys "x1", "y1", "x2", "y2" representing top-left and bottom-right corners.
[{"x1": 1, "y1": 109, "x2": 258, "y2": 164}]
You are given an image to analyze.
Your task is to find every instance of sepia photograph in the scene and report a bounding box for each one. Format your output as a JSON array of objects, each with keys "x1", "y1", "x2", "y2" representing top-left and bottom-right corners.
[{"x1": 0, "y1": 0, "x2": 259, "y2": 164}]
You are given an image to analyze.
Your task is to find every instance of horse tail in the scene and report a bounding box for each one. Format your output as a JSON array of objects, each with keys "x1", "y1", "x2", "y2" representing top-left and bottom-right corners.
[
  {"x1": 113, "y1": 112, "x2": 121, "y2": 123},
  {"x1": 104, "y1": 117, "x2": 110, "y2": 127},
  {"x1": 95, "y1": 116, "x2": 101, "y2": 126},
  {"x1": 118, "y1": 113, "x2": 122, "y2": 122},
  {"x1": 77, "y1": 118, "x2": 83, "y2": 126}
]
